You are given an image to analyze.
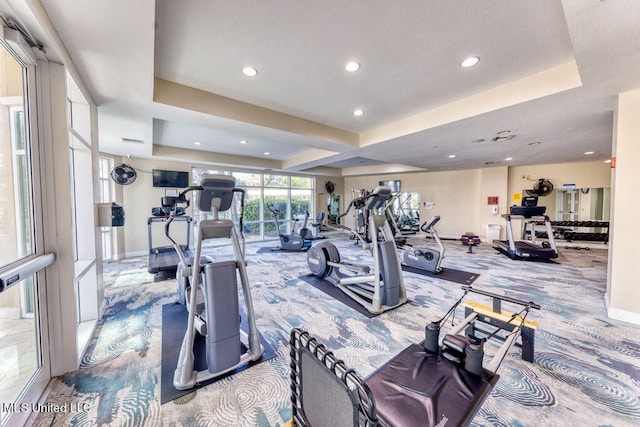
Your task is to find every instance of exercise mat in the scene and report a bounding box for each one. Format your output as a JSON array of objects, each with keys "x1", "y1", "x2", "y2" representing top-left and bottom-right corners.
[
  {"x1": 299, "y1": 275, "x2": 411, "y2": 318},
  {"x1": 401, "y1": 264, "x2": 479, "y2": 285},
  {"x1": 160, "y1": 302, "x2": 276, "y2": 404}
]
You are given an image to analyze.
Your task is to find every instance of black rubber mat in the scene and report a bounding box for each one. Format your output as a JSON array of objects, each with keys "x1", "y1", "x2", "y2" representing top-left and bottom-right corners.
[
  {"x1": 160, "y1": 302, "x2": 276, "y2": 404},
  {"x1": 401, "y1": 264, "x2": 479, "y2": 285}
]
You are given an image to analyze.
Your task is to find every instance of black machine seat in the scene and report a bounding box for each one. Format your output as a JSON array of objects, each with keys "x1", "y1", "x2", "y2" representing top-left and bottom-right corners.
[{"x1": 365, "y1": 343, "x2": 498, "y2": 427}]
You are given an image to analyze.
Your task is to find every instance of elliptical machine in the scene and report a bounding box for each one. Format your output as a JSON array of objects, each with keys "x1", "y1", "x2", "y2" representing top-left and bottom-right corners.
[
  {"x1": 165, "y1": 174, "x2": 264, "y2": 391},
  {"x1": 267, "y1": 203, "x2": 312, "y2": 251},
  {"x1": 403, "y1": 216, "x2": 445, "y2": 274},
  {"x1": 307, "y1": 185, "x2": 407, "y2": 315}
]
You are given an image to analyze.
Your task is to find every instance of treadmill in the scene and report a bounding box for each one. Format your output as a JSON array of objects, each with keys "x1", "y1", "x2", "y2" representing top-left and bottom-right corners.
[
  {"x1": 147, "y1": 203, "x2": 193, "y2": 281},
  {"x1": 493, "y1": 196, "x2": 558, "y2": 260}
]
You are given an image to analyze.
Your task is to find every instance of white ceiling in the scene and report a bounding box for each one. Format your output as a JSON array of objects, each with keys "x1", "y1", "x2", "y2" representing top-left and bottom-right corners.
[{"x1": 14, "y1": 0, "x2": 640, "y2": 175}]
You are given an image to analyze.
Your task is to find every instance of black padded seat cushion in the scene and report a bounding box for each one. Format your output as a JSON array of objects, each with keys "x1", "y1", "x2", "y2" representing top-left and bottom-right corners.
[{"x1": 364, "y1": 343, "x2": 499, "y2": 427}]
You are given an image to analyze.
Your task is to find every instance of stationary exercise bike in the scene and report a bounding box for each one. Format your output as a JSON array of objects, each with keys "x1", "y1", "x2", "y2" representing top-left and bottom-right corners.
[
  {"x1": 293, "y1": 210, "x2": 311, "y2": 239},
  {"x1": 403, "y1": 215, "x2": 445, "y2": 273},
  {"x1": 296, "y1": 211, "x2": 326, "y2": 241},
  {"x1": 307, "y1": 185, "x2": 407, "y2": 315},
  {"x1": 165, "y1": 174, "x2": 264, "y2": 390},
  {"x1": 267, "y1": 203, "x2": 312, "y2": 251}
]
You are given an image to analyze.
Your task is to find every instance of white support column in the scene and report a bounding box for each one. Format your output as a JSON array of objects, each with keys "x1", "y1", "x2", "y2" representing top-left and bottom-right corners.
[{"x1": 607, "y1": 89, "x2": 640, "y2": 325}]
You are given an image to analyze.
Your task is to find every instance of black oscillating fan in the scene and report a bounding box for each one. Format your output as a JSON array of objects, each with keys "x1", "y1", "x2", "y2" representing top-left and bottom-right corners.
[
  {"x1": 110, "y1": 163, "x2": 137, "y2": 185},
  {"x1": 526, "y1": 178, "x2": 554, "y2": 197}
]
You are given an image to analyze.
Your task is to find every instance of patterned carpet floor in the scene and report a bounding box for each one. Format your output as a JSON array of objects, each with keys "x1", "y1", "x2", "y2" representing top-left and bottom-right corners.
[{"x1": 32, "y1": 235, "x2": 640, "y2": 426}]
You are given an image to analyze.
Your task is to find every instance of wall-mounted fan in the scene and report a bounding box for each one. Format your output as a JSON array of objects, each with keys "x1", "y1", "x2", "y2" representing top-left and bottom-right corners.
[
  {"x1": 526, "y1": 178, "x2": 554, "y2": 197},
  {"x1": 110, "y1": 163, "x2": 137, "y2": 185},
  {"x1": 325, "y1": 181, "x2": 335, "y2": 194}
]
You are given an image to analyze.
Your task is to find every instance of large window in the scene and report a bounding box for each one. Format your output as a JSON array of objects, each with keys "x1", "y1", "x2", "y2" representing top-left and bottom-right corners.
[{"x1": 191, "y1": 167, "x2": 315, "y2": 241}]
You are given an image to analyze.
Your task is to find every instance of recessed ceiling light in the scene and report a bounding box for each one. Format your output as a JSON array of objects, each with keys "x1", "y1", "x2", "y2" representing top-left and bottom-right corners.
[
  {"x1": 471, "y1": 138, "x2": 485, "y2": 143},
  {"x1": 460, "y1": 56, "x2": 480, "y2": 68},
  {"x1": 584, "y1": 151, "x2": 595, "y2": 155},
  {"x1": 240, "y1": 140, "x2": 248, "y2": 144},
  {"x1": 264, "y1": 151, "x2": 270, "y2": 155},
  {"x1": 528, "y1": 141, "x2": 541, "y2": 146},
  {"x1": 449, "y1": 154, "x2": 456, "y2": 158},
  {"x1": 345, "y1": 62, "x2": 360, "y2": 72},
  {"x1": 353, "y1": 109, "x2": 364, "y2": 116},
  {"x1": 193, "y1": 141, "x2": 202, "y2": 146},
  {"x1": 505, "y1": 157, "x2": 513, "y2": 161},
  {"x1": 496, "y1": 130, "x2": 510, "y2": 135},
  {"x1": 604, "y1": 159, "x2": 612, "y2": 163},
  {"x1": 242, "y1": 66, "x2": 258, "y2": 77}
]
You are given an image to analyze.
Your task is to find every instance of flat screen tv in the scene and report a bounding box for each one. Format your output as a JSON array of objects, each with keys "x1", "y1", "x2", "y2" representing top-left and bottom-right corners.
[
  {"x1": 152, "y1": 169, "x2": 189, "y2": 188},
  {"x1": 379, "y1": 180, "x2": 400, "y2": 193}
]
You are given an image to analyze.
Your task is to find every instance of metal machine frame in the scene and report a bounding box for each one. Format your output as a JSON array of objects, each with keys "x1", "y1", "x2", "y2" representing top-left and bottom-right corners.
[
  {"x1": 307, "y1": 186, "x2": 407, "y2": 315},
  {"x1": 403, "y1": 215, "x2": 445, "y2": 273},
  {"x1": 166, "y1": 174, "x2": 264, "y2": 390}
]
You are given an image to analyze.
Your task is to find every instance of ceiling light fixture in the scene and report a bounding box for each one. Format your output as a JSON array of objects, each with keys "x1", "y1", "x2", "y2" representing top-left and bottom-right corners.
[
  {"x1": 240, "y1": 140, "x2": 248, "y2": 144},
  {"x1": 528, "y1": 141, "x2": 541, "y2": 146},
  {"x1": 471, "y1": 138, "x2": 485, "y2": 143},
  {"x1": 496, "y1": 130, "x2": 510, "y2": 135},
  {"x1": 505, "y1": 157, "x2": 513, "y2": 161},
  {"x1": 604, "y1": 159, "x2": 612, "y2": 163},
  {"x1": 460, "y1": 56, "x2": 480, "y2": 68},
  {"x1": 353, "y1": 109, "x2": 364, "y2": 116},
  {"x1": 449, "y1": 154, "x2": 456, "y2": 158},
  {"x1": 242, "y1": 66, "x2": 258, "y2": 77},
  {"x1": 264, "y1": 151, "x2": 270, "y2": 155},
  {"x1": 194, "y1": 141, "x2": 202, "y2": 146},
  {"x1": 584, "y1": 151, "x2": 595, "y2": 155},
  {"x1": 345, "y1": 62, "x2": 360, "y2": 72}
]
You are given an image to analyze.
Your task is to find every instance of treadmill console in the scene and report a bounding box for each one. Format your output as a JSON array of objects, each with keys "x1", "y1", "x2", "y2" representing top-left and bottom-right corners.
[{"x1": 510, "y1": 197, "x2": 546, "y2": 217}]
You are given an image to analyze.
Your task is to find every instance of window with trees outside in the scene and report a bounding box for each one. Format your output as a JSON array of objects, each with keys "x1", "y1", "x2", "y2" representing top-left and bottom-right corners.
[{"x1": 191, "y1": 168, "x2": 314, "y2": 243}]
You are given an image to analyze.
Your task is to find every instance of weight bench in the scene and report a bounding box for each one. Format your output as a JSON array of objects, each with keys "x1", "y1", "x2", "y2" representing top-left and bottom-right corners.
[{"x1": 289, "y1": 286, "x2": 539, "y2": 426}]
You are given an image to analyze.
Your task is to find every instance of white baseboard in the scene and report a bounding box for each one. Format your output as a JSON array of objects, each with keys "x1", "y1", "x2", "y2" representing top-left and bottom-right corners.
[
  {"x1": 124, "y1": 250, "x2": 147, "y2": 258},
  {"x1": 0, "y1": 306, "x2": 21, "y2": 319},
  {"x1": 605, "y1": 292, "x2": 640, "y2": 325}
]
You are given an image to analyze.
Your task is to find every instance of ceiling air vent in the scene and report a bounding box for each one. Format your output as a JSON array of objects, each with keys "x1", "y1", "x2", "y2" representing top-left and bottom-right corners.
[
  {"x1": 121, "y1": 137, "x2": 144, "y2": 144},
  {"x1": 491, "y1": 135, "x2": 517, "y2": 142},
  {"x1": 485, "y1": 161, "x2": 500, "y2": 165}
]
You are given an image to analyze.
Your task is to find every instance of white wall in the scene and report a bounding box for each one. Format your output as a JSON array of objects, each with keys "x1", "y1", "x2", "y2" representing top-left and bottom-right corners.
[
  {"x1": 345, "y1": 169, "x2": 486, "y2": 239},
  {"x1": 341, "y1": 162, "x2": 610, "y2": 242},
  {"x1": 507, "y1": 162, "x2": 611, "y2": 204},
  {"x1": 118, "y1": 157, "x2": 192, "y2": 256}
]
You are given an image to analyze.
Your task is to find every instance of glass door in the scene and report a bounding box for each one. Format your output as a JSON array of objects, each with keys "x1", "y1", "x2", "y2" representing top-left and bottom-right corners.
[
  {"x1": 0, "y1": 34, "x2": 52, "y2": 426},
  {"x1": 556, "y1": 189, "x2": 580, "y2": 221}
]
